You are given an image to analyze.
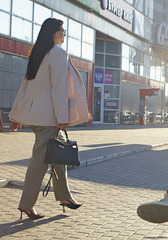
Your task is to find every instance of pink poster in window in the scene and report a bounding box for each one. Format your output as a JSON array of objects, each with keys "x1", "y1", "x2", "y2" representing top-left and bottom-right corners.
[{"x1": 104, "y1": 71, "x2": 113, "y2": 84}]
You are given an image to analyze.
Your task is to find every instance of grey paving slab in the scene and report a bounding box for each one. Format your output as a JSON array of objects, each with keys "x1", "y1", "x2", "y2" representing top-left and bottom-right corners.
[{"x1": 1, "y1": 125, "x2": 168, "y2": 239}]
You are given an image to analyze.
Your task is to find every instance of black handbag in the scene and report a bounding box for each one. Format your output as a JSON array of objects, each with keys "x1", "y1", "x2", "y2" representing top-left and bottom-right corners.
[{"x1": 43, "y1": 128, "x2": 80, "y2": 197}]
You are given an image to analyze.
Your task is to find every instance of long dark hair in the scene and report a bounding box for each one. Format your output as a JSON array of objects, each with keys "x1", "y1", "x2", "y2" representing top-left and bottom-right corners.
[{"x1": 25, "y1": 18, "x2": 63, "y2": 80}]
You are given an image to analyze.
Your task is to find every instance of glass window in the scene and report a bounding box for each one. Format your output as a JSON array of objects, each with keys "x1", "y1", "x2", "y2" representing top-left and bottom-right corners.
[
  {"x1": 95, "y1": 53, "x2": 104, "y2": 67},
  {"x1": 11, "y1": 16, "x2": 32, "y2": 42},
  {"x1": 0, "y1": 12, "x2": 10, "y2": 35},
  {"x1": 144, "y1": 0, "x2": 153, "y2": 19},
  {"x1": 34, "y1": 3, "x2": 51, "y2": 25},
  {"x1": 105, "y1": 41, "x2": 121, "y2": 55},
  {"x1": 0, "y1": 0, "x2": 11, "y2": 12},
  {"x1": 105, "y1": 69, "x2": 120, "y2": 84},
  {"x1": 104, "y1": 85, "x2": 120, "y2": 98},
  {"x1": 150, "y1": 57, "x2": 155, "y2": 79},
  {"x1": 82, "y1": 43, "x2": 94, "y2": 61},
  {"x1": 104, "y1": 110, "x2": 119, "y2": 123},
  {"x1": 33, "y1": 24, "x2": 40, "y2": 42},
  {"x1": 133, "y1": 10, "x2": 144, "y2": 37},
  {"x1": 12, "y1": 0, "x2": 33, "y2": 20},
  {"x1": 53, "y1": 12, "x2": 67, "y2": 31},
  {"x1": 144, "y1": 17, "x2": 152, "y2": 41},
  {"x1": 105, "y1": 55, "x2": 121, "y2": 68},
  {"x1": 133, "y1": 0, "x2": 143, "y2": 12},
  {"x1": 161, "y1": 61, "x2": 166, "y2": 82},
  {"x1": 156, "y1": 59, "x2": 161, "y2": 81},
  {"x1": 122, "y1": 58, "x2": 129, "y2": 72},
  {"x1": 69, "y1": 19, "x2": 81, "y2": 40},
  {"x1": 104, "y1": 99, "x2": 119, "y2": 109},
  {"x1": 96, "y1": 39, "x2": 104, "y2": 53},
  {"x1": 82, "y1": 25, "x2": 94, "y2": 45},
  {"x1": 122, "y1": 44, "x2": 129, "y2": 58},
  {"x1": 68, "y1": 37, "x2": 81, "y2": 57}
]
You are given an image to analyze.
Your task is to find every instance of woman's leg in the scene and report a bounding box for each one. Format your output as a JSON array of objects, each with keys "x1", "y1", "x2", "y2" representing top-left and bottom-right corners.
[{"x1": 19, "y1": 126, "x2": 56, "y2": 209}]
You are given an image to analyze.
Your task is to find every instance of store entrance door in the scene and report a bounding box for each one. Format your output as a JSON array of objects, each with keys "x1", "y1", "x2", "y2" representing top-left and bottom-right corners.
[{"x1": 93, "y1": 85, "x2": 103, "y2": 122}]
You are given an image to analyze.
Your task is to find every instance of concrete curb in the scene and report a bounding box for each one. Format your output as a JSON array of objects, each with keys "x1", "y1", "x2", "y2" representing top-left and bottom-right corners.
[{"x1": 2, "y1": 142, "x2": 168, "y2": 188}]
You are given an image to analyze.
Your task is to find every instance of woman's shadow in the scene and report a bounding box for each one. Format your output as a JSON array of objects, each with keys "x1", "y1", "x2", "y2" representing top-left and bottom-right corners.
[{"x1": 0, "y1": 214, "x2": 68, "y2": 238}]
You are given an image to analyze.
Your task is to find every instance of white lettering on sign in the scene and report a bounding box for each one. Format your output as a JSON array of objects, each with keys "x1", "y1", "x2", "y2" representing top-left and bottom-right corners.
[
  {"x1": 100, "y1": 0, "x2": 132, "y2": 24},
  {"x1": 157, "y1": 23, "x2": 168, "y2": 45}
]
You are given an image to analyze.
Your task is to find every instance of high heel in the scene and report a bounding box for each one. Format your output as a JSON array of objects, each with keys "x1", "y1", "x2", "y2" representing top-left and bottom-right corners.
[
  {"x1": 60, "y1": 199, "x2": 81, "y2": 213},
  {"x1": 18, "y1": 208, "x2": 44, "y2": 220}
]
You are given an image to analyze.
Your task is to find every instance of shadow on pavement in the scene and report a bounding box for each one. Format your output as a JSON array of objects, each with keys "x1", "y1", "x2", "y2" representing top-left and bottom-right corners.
[
  {"x1": 68, "y1": 148, "x2": 168, "y2": 192},
  {"x1": 0, "y1": 214, "x2": 69, "y2": 238}
]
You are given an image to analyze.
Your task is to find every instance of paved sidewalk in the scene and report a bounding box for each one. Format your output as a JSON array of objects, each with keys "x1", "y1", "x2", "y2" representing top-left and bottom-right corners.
[{"x1": 1, "y1": 124, "x2": 168, "y2": 239}]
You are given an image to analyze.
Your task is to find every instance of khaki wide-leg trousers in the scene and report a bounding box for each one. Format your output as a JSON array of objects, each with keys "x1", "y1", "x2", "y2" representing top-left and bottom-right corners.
[{"x1": 19, "y1": 126, "x2": 72, "y2": 209}]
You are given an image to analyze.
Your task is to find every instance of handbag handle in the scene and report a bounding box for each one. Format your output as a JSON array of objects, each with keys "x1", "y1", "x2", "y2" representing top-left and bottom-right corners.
[{"x1": 56, "y1": 127, "x2": 69, "y2": 141}]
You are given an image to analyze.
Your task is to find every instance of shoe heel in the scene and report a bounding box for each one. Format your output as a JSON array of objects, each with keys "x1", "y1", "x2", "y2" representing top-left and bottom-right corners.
[{"x1": 18, "y1": 208, "x2": 23, "y2": 219}]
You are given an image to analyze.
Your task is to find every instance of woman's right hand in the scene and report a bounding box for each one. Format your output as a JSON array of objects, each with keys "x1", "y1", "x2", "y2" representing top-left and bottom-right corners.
[
  {"x1": 11, "y1": 122, "x2": 22, "y2": 132},
  {"x1": 57, "y1": 123, "x2": 68, "y2": 131}
]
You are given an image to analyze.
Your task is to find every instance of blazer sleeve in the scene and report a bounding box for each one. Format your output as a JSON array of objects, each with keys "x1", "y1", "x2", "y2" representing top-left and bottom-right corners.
[{"x1": 50, "y1": 47, "x2": 69, "y2": 124}]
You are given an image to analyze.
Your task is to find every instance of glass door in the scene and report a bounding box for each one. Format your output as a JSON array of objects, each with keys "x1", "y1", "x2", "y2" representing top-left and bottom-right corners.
[{"x1": 93, "y1": 85, "x2": 103, "y2": 122}]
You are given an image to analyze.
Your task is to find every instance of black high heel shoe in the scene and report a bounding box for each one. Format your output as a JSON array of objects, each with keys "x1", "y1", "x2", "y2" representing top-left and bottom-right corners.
[
  {"x1": 60, "y1": 199, "x2": 82, "y2": 213},
  {"x1": 18, "y1": 208, "x2": 44, "y2": 220}
]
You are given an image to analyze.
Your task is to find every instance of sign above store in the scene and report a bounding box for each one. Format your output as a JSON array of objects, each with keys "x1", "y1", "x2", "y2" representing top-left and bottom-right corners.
[
  {"x1": 157, "y1": 23, "x2": 168, "y2": 46},
  {"x1": 71, "y1": 0, "x2": 100, "y2": 13},
  {"x1": 99, "y1": 0, "x2": 133, "y2": 32}
]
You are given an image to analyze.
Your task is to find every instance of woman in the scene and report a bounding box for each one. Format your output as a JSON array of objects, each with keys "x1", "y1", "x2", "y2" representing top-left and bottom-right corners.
[{"x1": 9, "y1": 18, "x2": 89, "y2": 220}]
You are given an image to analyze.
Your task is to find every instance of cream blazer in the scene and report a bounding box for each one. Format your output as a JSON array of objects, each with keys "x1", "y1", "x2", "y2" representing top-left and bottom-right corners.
[{"x1": 9, "y1": 45, "x2": 89, "y2": 127}]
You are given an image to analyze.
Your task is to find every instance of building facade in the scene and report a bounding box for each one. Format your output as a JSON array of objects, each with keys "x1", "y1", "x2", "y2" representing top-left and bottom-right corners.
[{"x1": 0, "y1": 0, "x2": 167, "y2": 125}]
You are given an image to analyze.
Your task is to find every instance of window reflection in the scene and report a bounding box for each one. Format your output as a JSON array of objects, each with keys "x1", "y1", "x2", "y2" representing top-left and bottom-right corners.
[
  {"x1": 96, "y1": 39, "x2": 104, "y2": 53},
  {"x1": 11, "y1": 16, "x2": 32, "y2": 42},
  {"x1": 53, "y1": 12, "x2": 67, "y2": 31},
  {"x1": 12, "y1": 0, "x2": 33, "y2": 20},
  {"x1": 0, "y1": 11, "x2": 10, "y2": 35},
  {"x1": 82, "y1": 43, "x2": 93, "y2": 61},
  {"x1": 106, "y1": 41, "x2": 121, "y2": 55},
  {"x1": 68, "y1": 37, "x2": 81, "y2": 57},
  {"x1": 33, "y1": 24, "x2": 40, "y2": 42},
  {"x1": 69, "y1": 19, "x2": 81, "y2": 40},
  {"x1": 104, "y1": 111, "x2": 119, "y2": 123},
  {"x1": 0, "y1": 0, "x2": 11, "y2": 12},
  {"x1": 82, "y1": 25, "x2": 94, "y2": 45},
  {"x1": 34, "y1": 3, "x2": 51, "y2": 24},
  {"x1": 95, "y1": 53, "x2": 104, "y2": 67}
]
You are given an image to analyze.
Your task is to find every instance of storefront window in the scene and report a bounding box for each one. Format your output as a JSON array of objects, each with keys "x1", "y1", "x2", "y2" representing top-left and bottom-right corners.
[
  {"x1": 161, "y1": 62, "x2": 166, "y2": 82},
  {"x1": 133, "y1": 10, "x2": 144, "y2": 37},
  {"x1": 34, "y1": 3, "x2": 51, "y2": 24},
  {"x1": 53, "y1": 12, "x2": 67, "y2": 30},
  {"x1": 12, "y1": 0, "x2": 33, "y2": 20},
  {"x1": 122, "y1": 57, "x2": 129, "y2": 72},
  {"x1": 105, "y1": 69, "x2": 120, "y2": 84},
  {"x1": 69, "y1": 19, "x2": 81, "y2": 40},
  {"x1": 0, "y1": 0, "x2": 11, "y2": 12},
  {"x1": 11, "y1": 16, "x2": 32, "y2": 42},
  {"x1": 106, "y1": 41, "x2": 121, "y2": 55},
  {"x1": 104, "y1": 111, "x2": 119, "y2": 123},
  {"x1": 96, "y1": 39, "x2": 104, "y2": 52},
  {"x1": 105, "y1": 55, "x2": 121, "y2": 69},
  {"x1": 104, "y1": 85, "x2": 120, "y2": 98},
  {"x1": 133, "y1": 0, "x2": 143, "y2": 12},
  {"x1": 82, "y1": 43, "x2": 94, "y2": 61},
  {"x1": 33, "y1": 24, "x2": 40, "y2": 42},
  {"x1": 0, "y1": 12, "x2": 10, "y2": 35},
  {"x1": 104, "y1": 100, "x2": 119, "y2": 109},
  {"x1": 95, "y1": 53, "x2": 104, "y2": 67},
  {"x1": 150, "y1": 57, "x2": 155, "y2": 80},
  {"x1": 68, "y1": 37, "x2": 81, "y2": 57},
  {"x1": 82, "y1": 25, "x2": 94, "y2": 45}
]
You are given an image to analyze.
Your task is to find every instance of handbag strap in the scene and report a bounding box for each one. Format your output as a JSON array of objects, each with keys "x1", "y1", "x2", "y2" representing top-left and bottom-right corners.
[
  {"x1": 56, "y1": 128, "x2": 69, "y2": 141},
  {"x1": 43, "y1": 165, "x2": 58, "y2": 197}
]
